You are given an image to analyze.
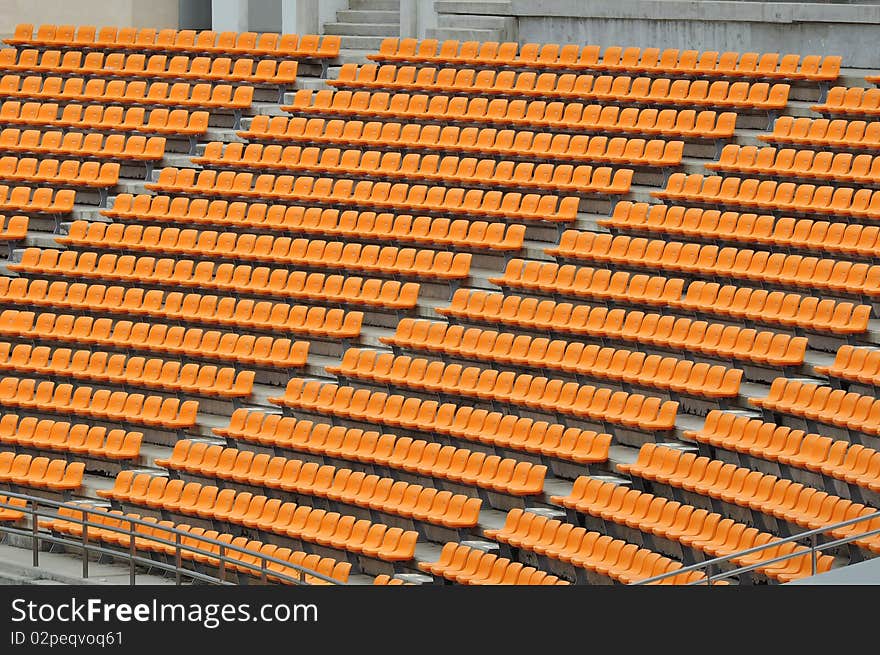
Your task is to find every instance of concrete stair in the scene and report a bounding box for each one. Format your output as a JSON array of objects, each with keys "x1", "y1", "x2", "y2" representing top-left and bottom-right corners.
[
  {"x1": 324, "y1": 0, "x2": 400, "y2": 54},
  {"x1": 428, "y1": 0, "x2": 516, "y2": 42}
]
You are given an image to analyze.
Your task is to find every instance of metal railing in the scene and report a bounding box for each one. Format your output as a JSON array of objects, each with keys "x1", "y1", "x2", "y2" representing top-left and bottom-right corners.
[
  {"x1": 0, "y1": 490, "x2": 343, "y2": 586},
  {"x1": 632, "y1": 508, "x2": 880, "y2": 585}
]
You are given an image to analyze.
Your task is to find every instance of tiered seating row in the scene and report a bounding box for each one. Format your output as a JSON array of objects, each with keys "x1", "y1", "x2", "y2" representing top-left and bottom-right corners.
[
  {"x1": 0, "y1": 342, "x2": 254, "y2": 399},
  {"x1": 217, "y1": 407, "x2": 610, "y2": 467},
  {"x1": 283, "y1": 90, "x2": 737, "y2": 141},
  {"x1": 370, "y1": 38, "x2": 840, "y2": 82},
  {"x1": 6, "y1": 25, "x2": 341, "y2": 60},
  {"x1": 271, "y1": 377, "x2": 678, "y2": 433},
  {"x1": 0, "y1": 414, "x2": 141, "y2": 460},
  {"x1": 0, "y1": 451, "x2": 83, "y2": 490},
  {"x1": 192, "y1": 142, "x2": 635, "y2": 196},
  {"x1": 437, "y1": 291, "x2": 812, "y2": 363},
  {"x1": 552, "y1": 479, "x2": 832, "y2": 582},
  {"x1": 621, "y1": 444, "x2": 880, "y2": 554},
  {"x1": 239, "y1": 117, "x2": 685, "y2": 167},
  {"x1": 0, "y1": 310, "x2": 310, "y2": 370},
  {"x1": 98, "y1": 472, "x2": 417, "y2": 563},
  {"x1": 0, "y1": 101, "x2": 209, "y2": 138},
  {"x1": 599, "y1": 202, "x2": 880, "y2": 260},
  {"x1": 156, "y1": 440, "x2": 485, "y2": 527},
  {"x1": 379, "y1": 320, "x2": 743, "y2": 398},
  {"x1": 685, "y1": 410, "x2": 880, "y2": 493},
  {"x1": 548, "y1": 231, "x2": 880, "y2": 298},
  {"x1": 0, "y1": 277, "x2": 364, "y2": 340}
]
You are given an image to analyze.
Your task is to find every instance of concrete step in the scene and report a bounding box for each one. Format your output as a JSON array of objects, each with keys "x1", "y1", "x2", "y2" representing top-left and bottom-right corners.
[
  {"x1": 337, "y1": 9, "x2": 401, "y2": 23},
  {"x1": 349, "y1": 0, "x2": 400, "y2": 9},
  {"x1": 333, "y1": 49, "x2": 379, "y2": 65},
  {"x1": 323, "y1": 22, "x2": 400, "y2": 37},
  {"x1": 425, "y1": 27, "x2": 503, "y2": 41},
  {"x1": 436, "y1": 14, "x2": 514, "y2": 30},
  {"x1": 335, "y1": 35, "x2": 389, "y2": 51},
  {"x1": 435, "y1": 0, "x2": 513, "y2": 12}
]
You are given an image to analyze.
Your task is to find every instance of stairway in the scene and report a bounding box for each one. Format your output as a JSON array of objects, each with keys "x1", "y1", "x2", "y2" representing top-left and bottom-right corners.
[
  {"x1": 429, "y1": 0, "x2": 516, "y2": 42},
  {"x1": 323, "y1": 0, "x2": 401, "y2": 64}
]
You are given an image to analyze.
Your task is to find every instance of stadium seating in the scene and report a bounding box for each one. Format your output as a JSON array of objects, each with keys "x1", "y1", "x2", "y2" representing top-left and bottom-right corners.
[
  {"x1": 369, "y1": 39, "x2": 840, "y2": 83},
  {"x1": 0, "y1": 23, "x2": 877, "y2": 587}
]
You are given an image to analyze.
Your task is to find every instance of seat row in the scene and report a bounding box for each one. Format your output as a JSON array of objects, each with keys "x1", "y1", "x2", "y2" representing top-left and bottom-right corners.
[
  {"x1": 491, "y1": 259, "x2": 685, "y2": 307},
  {"x1": 676, "y1": 280, "x2": 870, "y2": 335},
  {"x1": 548, "y1": 232, "x2": 880, "y2": 298},
  {"x1": 815, "y1": 345, "x2": 880, "y2": 387},
  {"x1": 0, "y1": 452, "x2": 83, "y2": 491},
  {"x1": 0, "y1": 128, "x2": 165, "y2": 163},
  {"x1": 0, "y1": 185, "x2": 73, "y2": 215},
  {"x1": 481, "y1": 511, "x2": 707, "y2": 585},
  {"x1": 44, "y1": 505, "x2": 351, "y2": 585},
  {"x1": 0, "y1": 215, "x2": 27, "y2": 241},
  {"x1": 599, "y1": 201, "x2": 880, "y2": 260},
  {"x1": 239, "y1": 116, "x2": 685, "y2": 168},
  {"x1": 0, "y1": 494, "x2": 26, "y2": 520},
  {"x1": 0, "y1": 49, "x2": 298, "y2": 86},
  {"x1": 761, "y1": 116, "x2": 880, "y2": 151},
  {"x1": 217, "y1": 407, "x2": 610, "y2": 468},
  {"x1": 551, "y1": 480, "x2": 832, "y2": 582},
  {"x1": 0, "y1": 310, "x2": 310, "y2": 371},
  {"x1": 707, "y1": 144, "x2": 880, "y2": 185},
  {"x1": 751, "y1": 378, "x2": 880, "y2": 437},
  {"x1": 157, "y1": 441, "x2": 484, "y2": 528},
  {"x1": 100, "y1": 198, "x2": 526, "y2": 253},
  {"x1": 144, "y1": 170, "x2": 582, "y2": 223},
  {"x1": 0, "y1": 277, "x2": 364, "y2": 340},
  {"x1": 0, "y1": 375, "x2": 198, "y2": 430},
  {"x1": 812, "y1": 87, "x2": 880, "y2": 119},
  {"x1": 6, "y1": 25, "x2": 341, "y2": 60},
  {"x1": 193, "y1": 141, "x2": 635, "y2": 196},
  {"x1": 621, "y1": 443, "x2": 880, "y2": 553},
  {"x1": 370, "y1": 38, "x2": 840, "y2": 82},
  {"x1": 420, "y1": 542, "x2": 568, "y2": 585},
  {"x1": 98, "y1": 473, "x2": 418, "y2": 562},
  {"x1": 655, "y1": 173, "x2": 880, "y2": 220},
  {"x1": 271, "y1": 376, "x2": 679, "y2": 433},
  {"x1": 16, "y1": 243, "x2": 469, "y2": 284},
  {"x1": 267, "y1": 376, "x2": 614, "y2": 460},
  {"x1": 437, "y1": 290, "x2": 813, "y2": 363},
  {"x1": 0, "y1": 101, "x2": 209, "y2": 137},
  {"x1": 684, "y1": 410, "x2": 880, "y2": 492},
  {"x1": 378, "y1": 320, "x2": 744, "y2": 399},
  {"x1": 283, "y1": 90, "x2": 737, "y2": 141},
  {"x1": 331, "y1": 64, "x2": 790, "y2": 111},
  {"x1": 39, "y1": 246, "x2": 420, "y2": 311},
  {"x1": 0, "y1": 156, "x2": 118, "y2": 189},
  {"x1": 0, "y1": 342, "x2": 254, "y2": 399},
  {"x1": 0, "y1": 413, "x2": 141, "y2": 460},
  {"x1": 329, "y1": 348, "x2": 686, "y2": 423},
  {"x1": 0, "y1": 75, "x2": 253, "y2": 111}
]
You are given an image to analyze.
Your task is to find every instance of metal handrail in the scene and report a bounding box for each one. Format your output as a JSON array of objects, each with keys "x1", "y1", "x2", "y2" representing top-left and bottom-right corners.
[
  {"x1": 632, "y1": 508, "x2": 880, "y2": 585},
  {"x1": 0, "y1": 490, "x2": 344, "y2": 585}
]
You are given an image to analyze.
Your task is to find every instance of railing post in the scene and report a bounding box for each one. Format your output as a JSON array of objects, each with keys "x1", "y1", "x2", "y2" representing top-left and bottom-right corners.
[
  {"x1": 31, "y1": 499, "x2": 39, "y2": 568},
  {"x1": 81, "y1": 513, "x2": 89, "y2": 580},
  {"x1": 219, "y1": 544, "x2": 226, "y2": 583},
  {"x1": 261, "y1": 555, "x2": 268, "y2": 584},
  {"x1": 175, "y1": 532, "x2": 182, "y2": 586},
  {"x1": 706, "y1": 563, "x2": 713, "y2": 586},
  {"x1": 810, "y1": 533, "x2": 818, "y2": 576},
  {"x1": 129, "y1": 522, "x2": 136, "y2": 586}
]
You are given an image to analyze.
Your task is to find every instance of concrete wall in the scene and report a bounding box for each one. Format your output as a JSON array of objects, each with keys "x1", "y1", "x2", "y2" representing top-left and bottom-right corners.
[
  {"x1": 0, "y1": 0, "x2": 181, "y2": 37},
  {"x1": 436, "y1": 0, "x2": 880, "y2": 69},
  {"x1": 179, "y1": 0, "x2": 212, "y2": 30},
  {"x1": 249, "y1": 0, "x2": 282, "y2": 31}
]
